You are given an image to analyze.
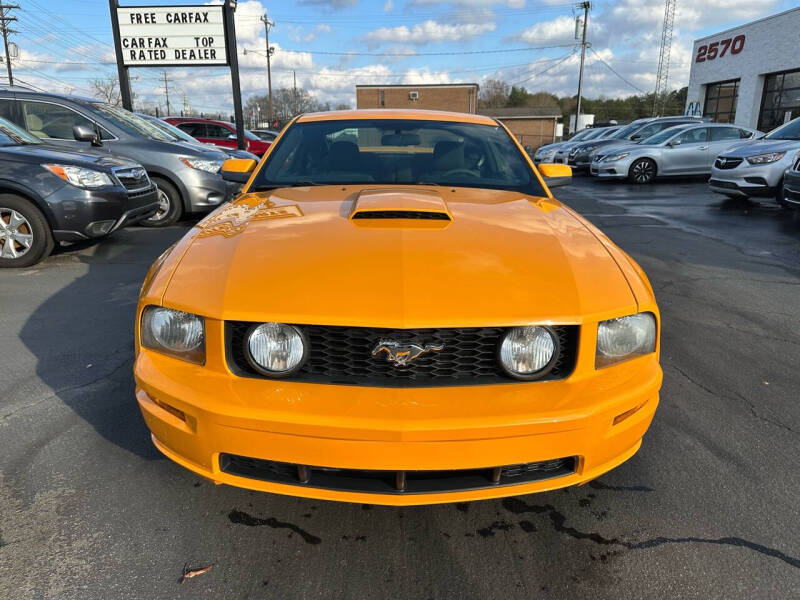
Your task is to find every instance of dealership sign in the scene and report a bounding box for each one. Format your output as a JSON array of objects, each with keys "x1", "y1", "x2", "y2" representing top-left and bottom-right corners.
[{"x1": 116, "y1": 5, "x2": 227, "y2": 66}]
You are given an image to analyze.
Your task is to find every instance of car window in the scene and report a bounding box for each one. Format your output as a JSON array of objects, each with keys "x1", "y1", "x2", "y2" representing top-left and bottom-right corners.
[
  {"x1": 254, "y1": 118, "x2": 545, "y2": 196},
  {"x1": 20, "y1": 100, "x2": 97, "y2": 140},
  {"x1": 142, "y1": 116, "x2": 197, "y2": 142},
  {"x1": 177, "y1": 122, "x2": 205, "y2": 137},
  {"x1": 764, "y1": 117, "x2": 800, "y2": 140},
  {"x1": 711, "y1": 127, "x2": 744, "y2": 141},
  {"x1": 0, "y1": 98, "x2": 16, "y2": 123},
  {"x1": 739, "y1": 129, "x2": 754, "y2": 139},
  {"x1": 676, "y1": 127, "x2": 708, "y2": 144},
  {"x1": 0, "y1": 116, "x2": 43, "y2": 145},
  {"x1": 640, "y1": 125, "x2": 691, "y2": 145},
  {"x1": 205, "y1": 123, "x2": 231, "y2": 139},
  {"x1": 90, "y1": 103, "x2": 176, "y2": 141}
]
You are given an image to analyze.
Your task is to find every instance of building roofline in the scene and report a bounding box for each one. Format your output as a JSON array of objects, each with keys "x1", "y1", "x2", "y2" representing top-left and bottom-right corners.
[
  {"x1": 356, "y1": 83, "x2": 478, "y2": 89},
  {"x1": 694, "y1": 6, "x2": 800, "y2": 43}
]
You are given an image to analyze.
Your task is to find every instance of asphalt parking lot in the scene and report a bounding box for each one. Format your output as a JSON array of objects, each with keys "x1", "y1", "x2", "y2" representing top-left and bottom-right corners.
[{"x1": 1, "y1": 176, "x2": 798, "y2": 599}]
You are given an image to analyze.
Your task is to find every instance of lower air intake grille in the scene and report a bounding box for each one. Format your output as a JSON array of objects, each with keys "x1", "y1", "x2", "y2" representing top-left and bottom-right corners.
[
  {"x1": 225, "y1": 323, "x2": 579, "y2": 387},
  {"x1": 219, "y1": 454, "x2": 578, "y2": 495}
]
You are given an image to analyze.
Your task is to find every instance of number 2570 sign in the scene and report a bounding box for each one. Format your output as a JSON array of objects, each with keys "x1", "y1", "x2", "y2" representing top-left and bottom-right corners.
[{"x1": 695, "y1": 35, "x2": 745, "y2": 63}]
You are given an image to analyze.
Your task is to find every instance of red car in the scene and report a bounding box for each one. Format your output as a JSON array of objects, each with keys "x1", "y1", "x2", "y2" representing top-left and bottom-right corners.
[{"x1": 164, "y1": 117, "x2": 272, "y2": 156}]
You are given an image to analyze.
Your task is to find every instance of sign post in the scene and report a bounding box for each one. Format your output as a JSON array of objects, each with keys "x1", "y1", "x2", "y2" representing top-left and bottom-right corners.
[{"x1": 108, "y1": 1, "x2": 246, "y2": 150}]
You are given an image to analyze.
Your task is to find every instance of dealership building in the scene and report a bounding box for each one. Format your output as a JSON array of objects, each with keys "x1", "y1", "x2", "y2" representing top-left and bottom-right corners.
[{"x1": 685, "y1": 7, "x2": 800, "y2": 131}]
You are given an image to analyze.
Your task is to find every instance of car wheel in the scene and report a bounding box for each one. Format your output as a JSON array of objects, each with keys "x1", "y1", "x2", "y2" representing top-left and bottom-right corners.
[
  {"x1": 628, "y1": 159, "x2": 657, "y2": 184},
  {"x1": 140, "y1": 177, "x2": 183, "y2": 227},
  {"x1": 0, "y1": 194, "x2": 53, "y2": 268}
]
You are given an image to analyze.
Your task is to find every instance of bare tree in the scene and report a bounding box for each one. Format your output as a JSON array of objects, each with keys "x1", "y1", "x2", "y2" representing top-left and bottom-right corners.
[
  {"x1": 92, "y1": 76, "x2": 122, "y2": 105},
  {"x1": 478, "y1": 79, "x2": 510, "y2": 109}
]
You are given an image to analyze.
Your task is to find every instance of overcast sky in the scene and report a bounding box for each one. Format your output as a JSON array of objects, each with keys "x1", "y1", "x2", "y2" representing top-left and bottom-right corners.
[{"x1": 10, "y1": 0, "x2": 796, "y2": 115}]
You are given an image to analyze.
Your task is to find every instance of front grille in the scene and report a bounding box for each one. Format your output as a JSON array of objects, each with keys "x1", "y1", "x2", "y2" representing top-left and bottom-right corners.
[
  {"x1": 351, "y1": 211, "x2": 450, "y2": 221},
  {"x1": 709, "y1": 179, "x2": 738, "y2": 190},
  {"x1": 225, "y1": 323, "x2": 579, "y2": 387},
  {"x1": 127, "y1": 185, "x2": 156, "y2": 199},
  {"x1": 793, "y1": 157, "x2": 800, "y2": 172},
  {"x1": 714, "y1": 157, "x2": 743, "y2": 170},
  {"x1": 219, "y1": 453, "x2": 578, "y2": 494},
  {"x1": 114, "y1": 167, "x2": 151, "y2": 191}
]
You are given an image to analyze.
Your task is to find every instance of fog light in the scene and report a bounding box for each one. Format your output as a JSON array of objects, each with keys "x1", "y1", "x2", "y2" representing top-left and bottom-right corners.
[{"x1": 85, "y1": 220, "x2": 115, "y2": 236}]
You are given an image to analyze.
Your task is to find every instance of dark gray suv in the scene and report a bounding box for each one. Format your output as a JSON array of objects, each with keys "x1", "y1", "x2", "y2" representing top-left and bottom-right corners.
[{"x1": 0, "y1": 86, "x2": 237, "y2": 226}]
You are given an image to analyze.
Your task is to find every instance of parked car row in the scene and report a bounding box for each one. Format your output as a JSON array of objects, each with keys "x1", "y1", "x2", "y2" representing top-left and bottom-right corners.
[{"x1": 0, "y1": 84, "x2": 273, "y2": 267}]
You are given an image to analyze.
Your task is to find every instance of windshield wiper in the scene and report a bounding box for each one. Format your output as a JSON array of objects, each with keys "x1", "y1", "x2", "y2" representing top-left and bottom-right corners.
[{"x1": 253, "y1": 180, "x2": 325, "y2": 190}]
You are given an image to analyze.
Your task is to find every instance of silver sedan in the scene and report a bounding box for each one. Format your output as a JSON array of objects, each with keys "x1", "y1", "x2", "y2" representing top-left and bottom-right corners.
[{"x1": 590, "y1": 123, "x2": 761, "y2": 184}]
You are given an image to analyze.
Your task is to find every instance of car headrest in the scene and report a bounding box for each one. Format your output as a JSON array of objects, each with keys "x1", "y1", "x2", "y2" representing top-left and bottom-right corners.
[
  {"x1": 26, "y1": 114, "x2": 43, "y2": 130},
  {"x1": 433, "y1": 141, "x2": 464, "y2": 171},
  {"x1": 328, "y1": 141, "x2": 360, "y2": 170}
]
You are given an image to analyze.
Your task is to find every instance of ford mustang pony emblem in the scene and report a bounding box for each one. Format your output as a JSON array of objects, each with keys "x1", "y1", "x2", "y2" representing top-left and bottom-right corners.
[{"x1": 371, "y1": 340, "x2": 444, "y2": 366}]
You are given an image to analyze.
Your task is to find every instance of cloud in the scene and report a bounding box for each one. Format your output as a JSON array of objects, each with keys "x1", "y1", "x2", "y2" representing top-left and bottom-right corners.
[
  {"x1": 384, "y1": 0, "x2": 394, "y2": 10},
  {"x1": 363, "y1": 20, "x2": 496, "y2": 49},
  {"x1": 409, "y1": 0, "x2": 523, "y2": 7},
  {"x1": 288, "y1": 24, "x2": 332, "y2": 43},
  {"x1": 296, "y1": 0, "x2": 358, "y2": 7}
]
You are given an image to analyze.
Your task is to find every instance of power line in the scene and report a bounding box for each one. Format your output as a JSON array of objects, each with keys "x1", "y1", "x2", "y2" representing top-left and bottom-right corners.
[
  {"x1": 589, "y1": 48, "x2": 647, "y2": 94},
  {"x1": 274, "y1": 44, "x2": 576, "y2": 57},
  {"x1": 510, "y1": 51, "x2": 577, "y2": 85}
]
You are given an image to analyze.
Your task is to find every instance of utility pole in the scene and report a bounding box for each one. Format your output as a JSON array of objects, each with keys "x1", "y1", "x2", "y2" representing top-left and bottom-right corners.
[
  {"x1": 0, "y1": 2, "x2": 19, "y2": 86},
  {"x1": 161, "y1": 71, "x2": 171, "y2": 116},
  {"x1": 574, "y1": 1, "x2": 590, "y2": 133},
  {"x1": 260, "y1": 12, "x2": 274, "y2": 126}
]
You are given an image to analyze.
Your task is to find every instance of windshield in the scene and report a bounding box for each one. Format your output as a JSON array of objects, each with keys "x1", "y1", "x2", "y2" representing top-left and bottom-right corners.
[
  {"x1": 597, "y1": 127, "x2": 620, "y2": 139},
  {"x1": 764, "y1": 117, "x2": 800, "y2": 140},
  {"x1": 0, "y1": 116, "x2": 42, "y2": 145},
  {"x1": 641, "y1": 125, "x2": 692, "y2": 145},
  {"x1": 580, "y1": 128, "x2": 607, "y2": 141},
  {"x1": 253, "y1": 119, "x2": 545, "y2": 195},
  {"x1": 612, "y1": 121, "x2": 648, "y2": 140},
  {"x1": 90, "y1": 103, "x2": 177, "y2": 141},
  {"x1": 569, "y1": 128, "x2": 595, "y2": 142},
  {"x1": 140, "y1": 115, "x2": 197, "y2": 142}
]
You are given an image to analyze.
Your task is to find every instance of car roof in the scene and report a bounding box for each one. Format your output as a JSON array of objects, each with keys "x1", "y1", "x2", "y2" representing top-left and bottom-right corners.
[{"x1": 296, "y1": 109, "x2": 498, "y2": 126}]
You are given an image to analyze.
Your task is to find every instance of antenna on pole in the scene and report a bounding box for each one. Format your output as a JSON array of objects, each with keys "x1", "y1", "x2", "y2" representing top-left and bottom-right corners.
[
  {"x1": 653, "y1": 0, "x2": 677, "y2": 117},
  {"x1": 574, "y1": 2, "x2": 590, "y2": 134}
]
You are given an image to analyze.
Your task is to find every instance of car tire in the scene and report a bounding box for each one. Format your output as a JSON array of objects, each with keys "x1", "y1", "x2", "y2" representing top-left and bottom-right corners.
[
  {"x1": 776, "y1": 178, "x2": 791, "y2": 210},
  {"x1": 628, "y1": 158, "x2": 657, "y2": 184},
  {"x1": 0, "y1": 193, "x2": 54, "y2": 268},
  {"x1": 140, "y1": 177, "x2": 183, "y2": 227}
]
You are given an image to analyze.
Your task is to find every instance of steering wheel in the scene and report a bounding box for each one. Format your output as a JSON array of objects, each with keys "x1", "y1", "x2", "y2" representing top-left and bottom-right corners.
[{"x1": 442, "y1": 169, "x2": 478, "y2": 178}]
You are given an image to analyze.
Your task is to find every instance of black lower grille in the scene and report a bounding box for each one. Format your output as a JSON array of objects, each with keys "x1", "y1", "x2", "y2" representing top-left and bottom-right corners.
[
  {"x1": 127, "y1": 185, "x2": 156, "y2": 199},
  {"x1": 714, "y1": 157, "x2": 743, "y2": 169},
  {"x1": 709, "y1": 179, "x2": 738, "y2": 190},
  {"x1": 219, "y1": 453, "x2": 577, "y2": 494},
  {"x1": 225, "y1": 323, "x2": 579, "y2": 387}
]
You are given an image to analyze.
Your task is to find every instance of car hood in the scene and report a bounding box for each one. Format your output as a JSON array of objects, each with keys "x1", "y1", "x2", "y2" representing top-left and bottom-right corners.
[
  {"x1": 600, "y1": 143, "x2": 653, "y2": 157},
  {"x1": 535, "y1": 142, "x2": 562, "y2": 153},
  {"x1": 3, "y1": 143, "x2": 138, "y2": 169},
  {"x1": 720, "y1": 139, "x2": 800, "y2": 157},
  {"x1": 162, "y1": 186, "x2": 638, "y2": 327}
]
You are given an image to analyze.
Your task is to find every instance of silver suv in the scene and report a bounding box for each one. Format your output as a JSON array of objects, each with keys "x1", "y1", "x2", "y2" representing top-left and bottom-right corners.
[
  {"x1": 709, "y1": 116, "x2": 800, "y2": 206},
  {"x1": 0, "y1": 86, "x2": 237, "y2": 226}
]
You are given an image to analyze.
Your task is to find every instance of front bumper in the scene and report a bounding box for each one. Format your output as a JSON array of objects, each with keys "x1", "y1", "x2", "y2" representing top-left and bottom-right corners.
[
  {"x1": 708, "y1": 160, "x2": 789, "y2": 198},
  {"x1": 179, "y1": 167, "x2": 240, "y2": 213},
  {"x1": 49, "y1": 184, "x2": 159, "y2": 242},
  {"x1": 134, "y1": 334, "x2": 661, "y2": 505},
  {"x1": 783, "y1": 171, "x2": 800, "y2": 207},
  {"x1": 590, "y1": 161, "x2": 629, "y2": 179}
]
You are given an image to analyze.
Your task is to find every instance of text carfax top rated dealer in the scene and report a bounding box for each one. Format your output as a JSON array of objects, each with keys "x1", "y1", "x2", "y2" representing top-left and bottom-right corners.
[{"x1": 116, "y1": 5, "x2": 227, "y2": 66}]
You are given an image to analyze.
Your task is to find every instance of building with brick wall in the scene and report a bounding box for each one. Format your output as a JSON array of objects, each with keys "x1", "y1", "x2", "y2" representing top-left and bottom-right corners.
[
  {"x1": 356, "y1": 84, "x2": 479, "y2": 114},
  {"x1": 480, "y1": 107, "x2": 562, "y2": 152},
  {"x1": 686, "y1": 7, "x2": 800, "y2": 131}
]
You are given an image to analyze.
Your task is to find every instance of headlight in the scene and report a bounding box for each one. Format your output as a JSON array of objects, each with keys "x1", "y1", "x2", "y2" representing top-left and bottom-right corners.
[
  {"x1": 180, "y1": 157, "x2": 223, "y2": 173},
  {"x1": 607, "y1": 153, "x2": 630, "y2": 161},
  {"x1": 746, "y1": 152, "x2": 785, "y2": 164},
  {"x1": 596, "y1": 312, "x2": 656, "y2": 368},
  {"x1": 584, "y1": 145, "x2": 599, "y2": 153},
  {"x1": 141, "y1": 306, "x2": 205, "y2": 364},
  {"x1": 499, "y1": 326, "x2": 558, "y2": 380},
  {"x1": 43, "y1": 164, "x2": 113, "y2": 188},
  {"x1": 245, "y1": 322, "x2": 306, "y2": 376}
]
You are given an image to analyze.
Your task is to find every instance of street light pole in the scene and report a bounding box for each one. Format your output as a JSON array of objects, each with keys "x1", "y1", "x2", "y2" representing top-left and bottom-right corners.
[{"x1": 261, "y1": 12, "x2": 274, "y2": 126}]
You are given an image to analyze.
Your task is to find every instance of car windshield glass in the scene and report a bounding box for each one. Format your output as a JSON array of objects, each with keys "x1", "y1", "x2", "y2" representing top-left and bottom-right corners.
[
  {"x1": 612, "y1": 122, "x2": 646, "y2": 139},
  {"x1": 641, "y1": 125, "x2": 691, "y2": 145},
  {"x1": 141, "y1": 115, "x2": 197, "y2": 142},
  {"x1": 598, "y1": 127, "x2": 620, "y2": 138},
  {"x1": 580, "y1": 128, "x2": 606, "y2": 141},
  {"x1": 0, "y1": 116, "x2": 42, "y2": 145},
  {"x1": 90, "y1": 103, "x2": 177, "y2": 141},
  {"x1": 764, "y1": 117, "x2": 800, "y2": 140},
  {"x1": 569, "y1": 128, "x2": 595, "y2": 142},
  {"x1": 253, "y1": 118, "x2": 545, "y2": 196}
]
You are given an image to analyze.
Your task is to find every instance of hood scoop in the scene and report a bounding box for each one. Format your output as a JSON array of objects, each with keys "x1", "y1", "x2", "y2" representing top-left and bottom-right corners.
[{"x1": 349, "y1": 188, "x2": 452, "y2": 222}]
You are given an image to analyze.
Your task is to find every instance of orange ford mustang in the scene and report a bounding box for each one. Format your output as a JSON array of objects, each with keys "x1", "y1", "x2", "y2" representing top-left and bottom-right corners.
[{"x1": 134, "y1": 109, "x2": 662, "y2": 506}]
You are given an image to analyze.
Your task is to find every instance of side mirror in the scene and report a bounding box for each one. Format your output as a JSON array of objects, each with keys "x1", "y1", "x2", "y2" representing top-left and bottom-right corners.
[
  {"x1": 524, "y1": 144, "x2": 533, "y2": 154},
  {"x1": 227, "y1": 134, "x2": 238, "y2": 140},
  {"x1": 538, "y1": 163, "x2": 572, "y2": 188},
  {"x1": 220, "y1": 158, "x2": 257, "y2": 184},
  {"x1": 630, "y1": 134, "x2": 642, "y2": 142},
  {"x1": 73, "y1": 124, "x2": 102, "y2": 147},
  {"x1": 667, "y1": 139, "x2": 682, "y2": 147}
]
